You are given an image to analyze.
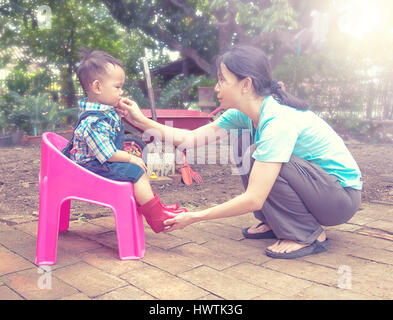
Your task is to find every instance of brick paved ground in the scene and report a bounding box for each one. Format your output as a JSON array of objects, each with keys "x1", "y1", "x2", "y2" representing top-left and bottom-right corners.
[{"x1": 0, "y1": 202, "x2": 392, "y2": 300}]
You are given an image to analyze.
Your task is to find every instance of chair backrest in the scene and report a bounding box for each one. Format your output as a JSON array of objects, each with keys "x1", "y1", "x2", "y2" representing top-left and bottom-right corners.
[
  {"x1": 40, "y1": 132, "x2": 69, "y2": 178},
  {"x1": 40, "y1": 132, "x2": 132, "y2": 191},
  {"x1": 46, "y1": 132, "x2": 68, "y2": 151},
  {"x1": 41, "y1": 132, "x2": 94, "y2": 181}
]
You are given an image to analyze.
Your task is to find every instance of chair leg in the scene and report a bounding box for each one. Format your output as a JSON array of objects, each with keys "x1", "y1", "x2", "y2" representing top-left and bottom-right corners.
[
  {"x1": 112, "y1": 198, "x2": 145, "y2": 260},
  {"x1": 35, "y1": 181, "x2": 60, "y2": 265},
  {"x1": 59, "y1": 199, "x2": 71, "y2": 232}
]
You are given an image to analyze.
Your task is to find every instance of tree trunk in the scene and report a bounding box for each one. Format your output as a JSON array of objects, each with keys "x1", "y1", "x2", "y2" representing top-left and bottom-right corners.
[
  {"x1": 65, "y1": 26, "x2": 77, "y2": 123},
  {"x1": 182, "y1": 59, "x2": 190, "y2": 101}
]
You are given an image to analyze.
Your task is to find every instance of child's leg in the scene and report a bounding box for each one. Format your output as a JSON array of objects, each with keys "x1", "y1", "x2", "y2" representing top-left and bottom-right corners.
[
  {"x1": 133, "y1": 173, "x2": 188, "y2": 233},
  {"x1": 81, "y1": 160, "x2": 154, "y2": 205},
  {"x1": 133, "y1": 173, "x2": 155, "y2": 205},
  {"x1": 81, "y1": 161, "x2": 187, "y2": 233}
]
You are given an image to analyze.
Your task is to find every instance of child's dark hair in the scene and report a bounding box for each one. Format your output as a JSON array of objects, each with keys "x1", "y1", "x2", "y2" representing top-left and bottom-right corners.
[
  {"x1": 76, "y1": 47, "x2": 124, "y2": 94},
  {"x1": 216, "y1": 45, "x2": 308, "y2": 110}
]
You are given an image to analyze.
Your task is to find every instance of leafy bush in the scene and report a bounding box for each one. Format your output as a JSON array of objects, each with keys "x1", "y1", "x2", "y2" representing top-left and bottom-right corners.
[
  {"x1": 124, "y1": 74, "x2": 208, "y2": 110},
  {"x1": 156, "y1": 74, "x2": 201, "y2": 109},
  {"x1": 123, "y1": 80, "x2": 150, "y2": 108},
  {"x1": 9, "y1": 92, "x2": 77, "y2": 136},
  {"x1": 5, "y1": 69, "x2": 31, "y2": 96},
  {"x1": 0, "y1": 109, "x2": 12, "y2": 136}
]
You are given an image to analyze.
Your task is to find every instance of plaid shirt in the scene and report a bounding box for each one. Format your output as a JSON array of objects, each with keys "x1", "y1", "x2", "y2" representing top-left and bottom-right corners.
[{"x1": 70, "y1": 99, "x2": 122, "y2": 164}]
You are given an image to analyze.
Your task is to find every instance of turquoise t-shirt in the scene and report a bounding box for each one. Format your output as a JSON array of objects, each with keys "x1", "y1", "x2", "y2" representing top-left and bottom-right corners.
[{"x1": 215, "y1": 96, "x2": 362, "y2": 190}]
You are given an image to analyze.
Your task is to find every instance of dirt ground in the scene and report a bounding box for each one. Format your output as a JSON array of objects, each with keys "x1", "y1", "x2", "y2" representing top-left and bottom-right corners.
[{"x1": 0, "y1": 140, "x2": 392, "y2": 224}]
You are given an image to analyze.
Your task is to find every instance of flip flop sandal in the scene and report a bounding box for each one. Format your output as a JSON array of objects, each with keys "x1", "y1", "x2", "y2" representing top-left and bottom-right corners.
[
  {"x1": 265, "y1": 238, "x2": 329, "y2": 259},
  {"x1": 242, "y1": 222, "x2": 277, "y2": 239}
]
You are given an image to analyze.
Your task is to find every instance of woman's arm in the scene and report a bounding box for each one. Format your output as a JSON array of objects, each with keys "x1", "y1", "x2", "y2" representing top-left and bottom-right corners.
[
  {"x1": 163, "y1": 160, "x2": 282, "y2": 231},
  {"x1": 117, "y1": 98, "x2": 227, "y2": 148}
]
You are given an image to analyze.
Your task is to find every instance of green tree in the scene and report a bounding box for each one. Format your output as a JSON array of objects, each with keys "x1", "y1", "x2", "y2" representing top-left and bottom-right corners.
[
  {"x1": 0, "y1": 0, "x2": 155, "y2": 110},
  {"x1": 103, "y1": 0, "x2": 332, "y2": 76},
  {"x1": 275, "y1": 0, "x2": 393, "y2": 120}
]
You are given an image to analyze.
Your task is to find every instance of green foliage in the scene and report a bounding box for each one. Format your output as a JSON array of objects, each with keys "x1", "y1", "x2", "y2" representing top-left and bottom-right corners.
[
  {"x1": 0, "y1": 108, "x2": 12, "y2": 135},
  {"x1": 103, "y1": 0, "x2": 218, "y2": 67},
  {"x1": 123, "y1": 74, "x2": 214, "y2": 110},
  {"x1": 5, "y1": 67, "x2": 55, "y2": 96},
  {"x1": 5, "y1": 69, "x2": 31, "y2": 95},
  {"x1": 1, "y1": 0, "x2": 391, "y2": 143},
  {"x1": 123, "y1": 79, "x2": 150, "y2": 108},
  {"x1": 157, "y1": 74, "x2": 201, "y2": 109},
  {"x1": 0, "y1": 0, "x2": 156, "y2": 110},
  {"x1": 103, "y1": 0, "x2": 301, "y2": 73},
  {"x1": 188, "y1": 75, "x2": 216, "y2": 102},
  {"x1": 77, "y1": 213, "x2": 86, "y2": 222},
  {"x1": 8, "y1": 92, "x2": 77, "y2": 136},
  {"x1": 1, "y1": 66, "x2": 64, "y2": 135},
  {"x1": 210, "y1": 0, "x2": 297, "y2": 35}
]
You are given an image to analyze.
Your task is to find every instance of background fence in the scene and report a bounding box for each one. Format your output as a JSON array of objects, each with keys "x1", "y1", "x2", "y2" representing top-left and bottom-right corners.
[
  {"x1": 288, "y1": 76, "x2": 393, "y2": 121},
  {"x1": 2, "y1": 75, "x2": 392, "y2": 121}
]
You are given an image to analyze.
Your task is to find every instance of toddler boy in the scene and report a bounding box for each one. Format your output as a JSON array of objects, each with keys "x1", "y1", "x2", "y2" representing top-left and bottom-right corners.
[{"x1": 64, "y1": 48, "x2": 185, "y2": 232}]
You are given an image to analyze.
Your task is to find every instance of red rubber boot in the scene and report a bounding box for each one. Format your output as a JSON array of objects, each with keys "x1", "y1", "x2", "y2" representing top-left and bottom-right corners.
[
  {"x1": 138, "y1": 194, "x2": 187, "y2": 233},
  {"x1": 153, "y1": 193, "x2": 180, "y2": 211},
  {"x1": 163, "y1": 203, "x2": 180, "y2": 210}
]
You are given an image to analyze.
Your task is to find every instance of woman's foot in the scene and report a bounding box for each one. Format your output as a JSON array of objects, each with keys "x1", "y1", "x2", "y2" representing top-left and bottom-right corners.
[
  {"x1": 248, "y1": 222, "x2": 271, "y2": 234},
  {"x1": 266, "y1": 231, "x2": 327, "y2": 257},
  {"x1": 242, "y1": 222, "x2": 276, "y2": 239}
]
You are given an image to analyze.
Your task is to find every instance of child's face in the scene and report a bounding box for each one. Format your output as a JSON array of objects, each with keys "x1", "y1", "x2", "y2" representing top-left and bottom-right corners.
[{"x1": 95, "y1": 64, "x2": 125, "y2": 107}]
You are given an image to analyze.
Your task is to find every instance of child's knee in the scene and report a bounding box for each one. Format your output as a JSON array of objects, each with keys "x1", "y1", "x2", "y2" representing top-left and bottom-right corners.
[{"x1": 134, "y1": 172, "x2": 149, "y2": 185}]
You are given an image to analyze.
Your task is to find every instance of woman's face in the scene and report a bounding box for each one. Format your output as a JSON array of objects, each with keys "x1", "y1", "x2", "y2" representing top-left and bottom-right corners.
[{"x1": 214, "y1": 62, "x2": 243, "y2": 109}]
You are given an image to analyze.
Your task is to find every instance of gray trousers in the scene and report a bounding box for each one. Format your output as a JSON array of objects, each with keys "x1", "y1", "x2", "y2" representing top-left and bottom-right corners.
[{"x1": 235, "y1": 134, "x2": 361, "y2": 244}]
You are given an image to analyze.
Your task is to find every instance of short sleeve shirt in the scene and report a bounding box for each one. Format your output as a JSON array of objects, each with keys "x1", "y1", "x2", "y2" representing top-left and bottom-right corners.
[
  {"x1": 215, "y1": 96, "x2": 362, "y2": 190},
  {"x1": 70, "y1": 99, "x2": 122, "y2": 164}
]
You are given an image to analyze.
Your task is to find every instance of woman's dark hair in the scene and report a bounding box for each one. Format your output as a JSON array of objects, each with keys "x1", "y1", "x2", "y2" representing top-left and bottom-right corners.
[
  {"x1": 216, "y1": 45, "x2": 308, "y2": 110},
  {"x1": 76, "y1": 47, "x2": 124, "y2": 94}
]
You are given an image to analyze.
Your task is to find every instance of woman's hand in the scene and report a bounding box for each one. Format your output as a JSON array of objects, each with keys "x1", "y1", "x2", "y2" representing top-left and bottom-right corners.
[
  {"x1": 163, "y1": 211, "x2": 200, "y2": 232},
  {"x1": 116, "y1": 97, "x2": 145, "y2": 126}
]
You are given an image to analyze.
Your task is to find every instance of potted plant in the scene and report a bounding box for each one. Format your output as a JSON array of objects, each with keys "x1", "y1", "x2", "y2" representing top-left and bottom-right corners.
[
  {"x1": 195, "y1": 76, "x2": 217, "y2": 113},
  {"x1": 197, "y1": 86, "x2": 216, "y2": 110}
]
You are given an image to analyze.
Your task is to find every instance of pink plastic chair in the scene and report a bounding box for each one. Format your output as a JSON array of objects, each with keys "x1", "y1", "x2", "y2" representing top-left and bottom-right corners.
[{"x1": 35, "y1": 132, "x2": 145, "y2": 265}]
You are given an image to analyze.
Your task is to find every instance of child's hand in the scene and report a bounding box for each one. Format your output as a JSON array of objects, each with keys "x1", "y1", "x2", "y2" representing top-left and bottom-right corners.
[{"x1": 128, "y1": 154, "x2": 148, "y2": 172}]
